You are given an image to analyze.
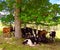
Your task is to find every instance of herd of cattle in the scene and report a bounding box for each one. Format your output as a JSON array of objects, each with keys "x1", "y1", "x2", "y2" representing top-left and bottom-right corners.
[
  {"x1": 3, "y1": 26, "x2": 56, "y2": 46},
  {"x1": 21, "y1": 27, "x2": 56, "y2": 46}
]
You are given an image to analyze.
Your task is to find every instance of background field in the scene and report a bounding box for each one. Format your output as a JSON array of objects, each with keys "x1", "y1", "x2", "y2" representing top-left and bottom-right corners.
[{"x1": 0, "y1": 22, "x2": 60, "y2": 50}]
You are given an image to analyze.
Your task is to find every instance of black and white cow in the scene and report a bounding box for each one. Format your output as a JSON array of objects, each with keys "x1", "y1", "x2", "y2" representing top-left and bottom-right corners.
[
  {"x1": 49, "y1": 30, "x2": 56, "y2": 42},
  {"x1": 22, "y1": 27, "x2": 48, "y2": 46},
  {"x1": 22, "y1": 29, "x2": 42, "y2": 46},
  {"x1": 21, "y1": 27, "x2": 33, "y2": 38},
  {"x1": 22, "y1": 39, "x2": 35, "y2": 46},
  {"x1": 22, "y1": 36, "x2": 41, "y2": 46}
]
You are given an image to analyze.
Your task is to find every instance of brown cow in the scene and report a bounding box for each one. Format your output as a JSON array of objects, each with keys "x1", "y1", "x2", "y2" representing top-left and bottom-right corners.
[
  {"x1": 38, "y1": 30, "x2": 47, "y2": 37},
  {"x1": 38, "y1": 30, "x2": 48, "y2": 43},
  {"x1": 3, "y1": 26, "x2": 14, "y2": 37}
]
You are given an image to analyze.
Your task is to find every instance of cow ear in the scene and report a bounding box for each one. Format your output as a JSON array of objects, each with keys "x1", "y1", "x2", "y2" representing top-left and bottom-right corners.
[
  {"x1": 22, "y1": 39, "x2": 28, "y2": 44},
  {"x1": 26, "y1": 40, "x2": 28, "y2": 43}
]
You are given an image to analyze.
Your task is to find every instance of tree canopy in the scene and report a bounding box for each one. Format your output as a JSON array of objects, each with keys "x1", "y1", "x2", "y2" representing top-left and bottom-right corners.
[{"x1": 0, "y1": 0, "x2": 60, "y2": 26}]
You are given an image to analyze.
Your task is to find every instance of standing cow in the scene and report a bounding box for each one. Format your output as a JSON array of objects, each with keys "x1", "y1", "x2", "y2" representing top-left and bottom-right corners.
[
  {"x1": 3, "y1": 27, "x2": 11, "y2": 37},
  {"x1": 3, "y1": 26, "x2": 14, "y2": 37},
  {"x1": 49, "y1": 30, "x2": 56, "y2": 42}
]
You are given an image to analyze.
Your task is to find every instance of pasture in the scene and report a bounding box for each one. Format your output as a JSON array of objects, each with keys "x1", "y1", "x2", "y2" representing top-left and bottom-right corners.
[
  {"x1": 0, "y1": 31, "x2": 60, "y2": 50},
  {"x1": 0, "y1": 23, "x2": 60, "y2": 50},
  {"x1": 0, "y1": 0, "x2": 60, "y2": 50},
  {"x1": 0, "y1": 37, "x2": 60, "y2": 50}
]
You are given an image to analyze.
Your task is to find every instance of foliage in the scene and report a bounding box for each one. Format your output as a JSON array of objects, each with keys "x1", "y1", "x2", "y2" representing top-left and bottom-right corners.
[
  {"x1": 0, "y1": 0, "x2": 60, "y2": 26},
  {"x1": 0, "y1": 14, "x2": 14, "y2": 25}
]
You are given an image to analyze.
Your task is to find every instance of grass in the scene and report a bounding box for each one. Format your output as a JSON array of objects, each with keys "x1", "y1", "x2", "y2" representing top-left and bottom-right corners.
[
  {"x1": 0, "y1": 30, "x2": 3, "y2": 36},
  {"x1": 0, "y1": 37, "x2": 59, "y2": 50},
  {"x1": 0, "y1": 25, "x2": 60, "y2": 50}
]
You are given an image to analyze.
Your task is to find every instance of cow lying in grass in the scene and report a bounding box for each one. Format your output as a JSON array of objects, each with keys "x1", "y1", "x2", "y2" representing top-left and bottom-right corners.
[
  {"x1": 22, "y1": 36, "x2": 40, "y2": 46},
  {"x1": 23, "y1": 39, "x2": 35, "y2": 46},
  {"x1": 22, "y1": 27, "x2": 48, "y2": 46}
]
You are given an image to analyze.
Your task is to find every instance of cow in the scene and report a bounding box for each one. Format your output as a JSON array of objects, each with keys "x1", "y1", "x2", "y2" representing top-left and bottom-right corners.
[
  {"x1": 21, "y1": 27, "x2": 33, "y2": 38},
  {"x1": 3, "y1": 26, "x2": 14, "y2": 37},
  {"x1": 38, "y1": 30, "x2": 48, "y2": 43},
  {"x1": 21, "y1": 28, "x2": 27, "y2": 38},
  {"x1": 22, "y1": 39, "x2": 35, "y2": 46},
  {"x1": 22, "y1": 29, "x2": 50, "y2": 46},
  {"x1": 22, "y1": 35, "x2": 40, "y2": 46},
  {"x1": 49, "y1": 30, "x2": 56, "y2": 42},
  {"x1": 3, "y1": 27, "x2": 11, "y2": 37},
  {"x1": 22, "y1": 29, "x2": 39, "y2": 46}
]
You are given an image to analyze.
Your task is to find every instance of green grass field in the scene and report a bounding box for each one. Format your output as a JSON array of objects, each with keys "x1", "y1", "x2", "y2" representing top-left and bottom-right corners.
[
  {"x1": 0, "y1": 29, "x2": 60, "y2": 50},
  {"x1": 0, "y1": 37, "x2": 60, "y2": 50},
  {"x1": 0, "y1": 22, "x2": 60, "y2": 50}
]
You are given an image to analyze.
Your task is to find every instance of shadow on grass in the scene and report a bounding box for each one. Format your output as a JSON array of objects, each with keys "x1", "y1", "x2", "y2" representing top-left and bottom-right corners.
[
  {"x1": 55, "y1": 38, "x2": 60, "y2": 42},
  {"x1": 0, "y1": 37, "x2": 60, "y2": 50}
]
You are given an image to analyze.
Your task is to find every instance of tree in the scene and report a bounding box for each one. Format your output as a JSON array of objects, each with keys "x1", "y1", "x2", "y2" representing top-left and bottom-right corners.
[
  {"x1": 0, "y1": 0, "x2": 22, "y2": 38},
  {"x1": 14, "y1": 0, "x2": 22, "y2": 38},
  {"x1": 0, "y1": 0, "x2": 60, "y2": 39}
]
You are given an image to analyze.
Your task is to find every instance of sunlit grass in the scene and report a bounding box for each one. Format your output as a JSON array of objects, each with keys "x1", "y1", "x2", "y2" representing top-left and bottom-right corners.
[{"x1": 56, "y1": 30, "x2": 60, "y2": 39}]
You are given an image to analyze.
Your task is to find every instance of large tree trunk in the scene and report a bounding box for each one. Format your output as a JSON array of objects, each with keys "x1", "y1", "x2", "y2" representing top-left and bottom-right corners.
[
  {"x1": 14, "y1": 16, "x2": 22, "y2": 39},
  {"x1": 14, "y1": 0, "x2": 22, "y2": 39}
]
